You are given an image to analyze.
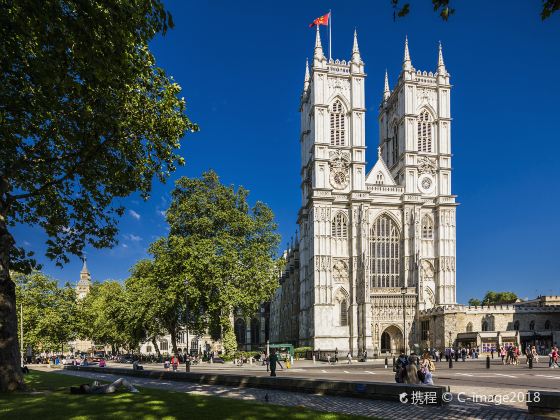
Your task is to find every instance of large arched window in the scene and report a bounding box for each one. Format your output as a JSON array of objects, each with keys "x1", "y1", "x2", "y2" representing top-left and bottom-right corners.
[
  {"x1": 417, "y1": 110, "x2": 433, "y2": 153},
  {"x1": 421, "y1": 215, "x2": 433, "y2": 239},
  {"x1": 481, "y1": 321, "x2": 489, "y2": 331},
  {"x1": 330, "y1": 99, "x2": 345, "y2": 146},
  {"x1": 392, "y1": 124, "x2": 399, "y2": 164},
  {"x1": 370, "y1": 215, "x2": 401, "y2": 288},
  {"x1": 340, "y1": 299, "x2": 348, "y2": 326},
  {"x1": 234, "y1": 318, "x2": 246, "y2": 344},
  {"x1": 331, "y1": 212, "x2": 348, "y2": 238}
]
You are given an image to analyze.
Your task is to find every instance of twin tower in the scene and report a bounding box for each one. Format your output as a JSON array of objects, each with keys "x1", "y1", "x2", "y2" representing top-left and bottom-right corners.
[{"x1": 271, "y1": 28, "x2": 457, "y2": 356}]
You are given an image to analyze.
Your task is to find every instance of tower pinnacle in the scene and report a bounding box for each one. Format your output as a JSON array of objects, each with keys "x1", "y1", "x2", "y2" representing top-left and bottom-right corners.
[
  {"x1": 81, "y1": 256, "x2": 89, "y2": 274},
  {"x1": 351, "y1": 29, "x2": 361, "y2": 62},
  {"x1": 314, "y1": 25, "x2": 325, "y2": 61},
  {"x1": 303, "y1": 58, "x2": 310, "y2": 92},
  {"x1": 403, "y1": 35, "x2": 412, "y2": 71},
  {"x1": 383, "y1": 69, "x2": 390, "y2": 101},
  {"x1": 437, "y1": 41, "x2": 447, "y2": 75}
]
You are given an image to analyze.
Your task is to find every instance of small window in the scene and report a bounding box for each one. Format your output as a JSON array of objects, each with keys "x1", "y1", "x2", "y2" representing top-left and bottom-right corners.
[
  {"x1": 146, "y1": 346, "x2": 152, "y2": 353},
  {"x1": 340, "y1": 299, "x2": 348, "y2": 326},
  {"x1": 421, "y1": 215, "x2": 433, "y2": 240},
  {"x1": 160, "y1": 340, "x2": 168, "y2": 351},
  {"x1": 466, "y1": 322, "x2": 473, "y2": 333},
  {"x1": 376, "y1": 172, "x2": 384, "y2": 185},
  {"x1": 331, "y1": 212, "x2": 348, "y2": 238},
  {"x1": 529, "y1": 321, "x2": 535, "y2": 330}
]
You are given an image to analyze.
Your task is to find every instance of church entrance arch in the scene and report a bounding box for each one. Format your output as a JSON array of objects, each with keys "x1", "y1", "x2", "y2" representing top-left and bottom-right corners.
[{"x1": 380, "y1": 325, "x2": 403, "y2": 355}]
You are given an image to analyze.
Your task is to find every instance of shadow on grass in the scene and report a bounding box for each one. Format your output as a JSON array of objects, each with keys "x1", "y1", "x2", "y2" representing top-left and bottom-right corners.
[{"x1": 0, "y1": 370, "x2": 368, "y2": 420}]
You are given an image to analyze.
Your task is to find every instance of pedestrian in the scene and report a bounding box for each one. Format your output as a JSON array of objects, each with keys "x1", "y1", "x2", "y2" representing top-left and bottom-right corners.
[
  {"x1": 500, "y1": 346, "x2": 506, "y2": 364},
  {"x1": 420, "y1": 352, "x2": 435, "y2": 385},
  {"x1": 491, "y1": 348, "x2": 494, "y2": 359},
  {"x1": 347, "y1": 352, "x2": 352, "y2": 364},
  {"x1": 334, "y1": 349, "x2": 339, "y2": 364},
  {"x1": 164, "y1": 359, "x2": 170, "y2": 371},
  {"x1": 269, "y1": 350, "x2": 278, "y2": 377},
  {"x1": 550, "y1": 346, "x2": 559, "y2": 368},
  {"x1": 393, "y1": 352, "x2": 408, "y2": 384},
  {"x1": 531, "y1": 346, "x2": 539, "y2": 364},
  {"x1": 461, "y1": 348, "x2": 466, "y2": 362},
  {"x1": 171, "y1": 354, "x2": 179, "y2": 372}
]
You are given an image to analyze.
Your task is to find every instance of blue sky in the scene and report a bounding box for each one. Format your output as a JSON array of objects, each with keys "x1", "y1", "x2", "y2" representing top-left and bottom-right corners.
[{"x1": 13, "y1": 1, "x2": 560, "y2": 303}]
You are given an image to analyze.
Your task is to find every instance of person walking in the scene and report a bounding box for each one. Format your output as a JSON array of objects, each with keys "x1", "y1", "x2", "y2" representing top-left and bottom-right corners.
[
  {"x1": 347, "y1": 352, "x2": 352, "y2": 364},
  {"x1": 171, "y1": 354, "x2": 180, "y2": 372},
  {"x1": 491, "y1": 348, "x2": 494, "y2": 359},
  {"x1": 550, "y1": 346, "x2": 559, "y2": 368},
  {"x1": 461, "y1": 348, "x2": 466, "y2": 362},
  {"x1": 269, "y1": 350, "x2": 279, "y2": 377}
]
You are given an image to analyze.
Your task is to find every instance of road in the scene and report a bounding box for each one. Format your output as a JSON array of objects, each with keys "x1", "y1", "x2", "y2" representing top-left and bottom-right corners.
[{"x1": 105, "y1": 358, "x2": 560, "y2": 402}]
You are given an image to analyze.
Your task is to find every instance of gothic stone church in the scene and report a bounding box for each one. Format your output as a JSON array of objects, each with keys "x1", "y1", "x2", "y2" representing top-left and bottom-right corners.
[{"x1": 270, "y1": 28, "x2": 457, "y2": 356}]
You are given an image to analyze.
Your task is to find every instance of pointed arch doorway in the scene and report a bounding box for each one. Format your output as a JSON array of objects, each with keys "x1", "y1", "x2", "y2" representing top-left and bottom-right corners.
[{"x1": 380, "y1": 325, "x2": 403, "y2": 355}]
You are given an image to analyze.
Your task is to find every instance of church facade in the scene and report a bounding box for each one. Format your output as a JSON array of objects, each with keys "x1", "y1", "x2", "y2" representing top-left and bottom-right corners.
[{"x1": 270, "y1": 29, "x2": 457, "y2": 356}]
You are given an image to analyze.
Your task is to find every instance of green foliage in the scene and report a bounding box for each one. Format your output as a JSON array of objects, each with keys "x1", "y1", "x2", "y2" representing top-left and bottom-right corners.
[
  {"x1": 294, "y1": 346, "x2": 313, "y2": 358},
  {"x1": 0, "y1": 0, "x2": 197, "y2": 271},
  {"x1": 390, "y1": 1, "x2": 557, "y2": 21},
  {"x1": 77, "y1": 281, "x2": 132, "y2": 350},
  {"x1": 165, "y1": 171, "x2": 280, "y2": 342},
  {"x1": 222, "y1": 326, "x2": 238, "y2": 356},
  {"x1": 468, "y1": 292, "x2": 518, "y2": 306},
  {"x1": 14, "y1": 272, "x2": 77, "y2": 353},
  {"x1": 468, "y1": 298, "x2": 481, "y2": 306}
]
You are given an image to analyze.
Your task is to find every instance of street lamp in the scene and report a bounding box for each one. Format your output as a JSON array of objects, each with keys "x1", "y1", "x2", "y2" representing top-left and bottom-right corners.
[
  {"x1": 401, "y1": 286, "x2": 407, "y2": 354},
  {"x1": 184, "y1": 278, "x2": 189, "y2": 356}
]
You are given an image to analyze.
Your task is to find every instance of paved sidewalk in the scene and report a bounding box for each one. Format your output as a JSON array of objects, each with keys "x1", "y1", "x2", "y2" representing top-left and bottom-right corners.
[{"x1": 42, "y1": 367, "x2": 539, "y2": 420}]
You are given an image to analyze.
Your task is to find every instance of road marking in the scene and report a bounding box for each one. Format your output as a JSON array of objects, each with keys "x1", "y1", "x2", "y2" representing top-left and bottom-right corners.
[
  {"x1": 343, "y1": 370, "x2": 350, "y2": 374},
  {"x1": 455, "y1": 373, "x2": 473, "y2": 377},
  {"x1": 364, "y1": 371, "x2": 376, "y2": 375},
  {"x1": 536, "y1": 374, "x2": 560, "y2": 379},
  {"x1": 321, "y1": 369, "x2": 327, "y2": 373},
  {"x1": 495, "y1": 373, "x2": 517, "y2": 378}
]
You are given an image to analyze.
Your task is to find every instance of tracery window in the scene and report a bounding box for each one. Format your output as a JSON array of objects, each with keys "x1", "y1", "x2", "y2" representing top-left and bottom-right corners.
[
  {"x1": 331, "y1": 212, "x2": 348, "y2": 238},
  {"x1": 376, "y1": 172, "x2": 384, "y2": 185},
  {"x1": 330, "y1": 99, "x2": 345, "y2": 146},
  {"x1": 235, "y1": 318, "x2": 246, "y2": 344},
  {"x1": 340, "y1": 299, "x2": 348, "y2": 326},
  {"x1": 417, "y1": 110, "x2": 433, "y2": 153},
  {"x1": 370, "y1": 215, "x2": 401, "y2": 288},
  {"x1": 421, "y1": 215, "x2": 433, "y2": 239},
  {"x1": 481, "y1": 321, "x2": 489, "y2": 331}
]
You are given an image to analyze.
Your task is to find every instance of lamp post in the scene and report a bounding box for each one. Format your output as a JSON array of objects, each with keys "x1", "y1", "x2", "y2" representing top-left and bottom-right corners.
[
  {"x1": 184, "y1": 278, "x2": 189, "y2": 356},
  {"x1": 401, "y1": 286, "x2": 407, "y2": 354}
]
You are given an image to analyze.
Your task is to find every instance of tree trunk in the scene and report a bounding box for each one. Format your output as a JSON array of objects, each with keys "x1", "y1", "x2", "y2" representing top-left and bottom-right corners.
[
  {"x1": 151, "y1": 337, "x2": 161, "y2": 358},
  {"x1": 0, "y1": 205, "x2": 24, "y2": 391},
  {"x1": 170, "y1": 326, "x2": 178, "y2": 356}
]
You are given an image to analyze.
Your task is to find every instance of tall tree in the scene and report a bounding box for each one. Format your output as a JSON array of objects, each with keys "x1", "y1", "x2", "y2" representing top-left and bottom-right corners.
[
  {"x1": 0, "y1": 1, "x2": 197, "y2": 391},
  {"x1": 15, "y1": 272, "x2": 77, "y2": 355},
  {"x1": 166, "y1": 171, "x2": 281, "y2": 355}
]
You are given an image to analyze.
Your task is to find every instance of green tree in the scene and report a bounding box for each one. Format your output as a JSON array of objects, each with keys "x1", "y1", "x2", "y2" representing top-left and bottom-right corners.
[
  {"x1": 468, "y1": 298, "x2": 482, "y2": 306},
  {"x1": 0, "y1": 1, "x2": 197, "y2": 390},
  {"x1": 166, "y1": 171, "x2": 281, "y2": 355},
  {"x1": 77, "y1": 281, "x2": 131, "y2": 353},
  {"x1": 391, "y1": 0, "x2": 558, "y2": 21},
  {"x1": 15, "y1": 272, "x2": 77, "y2": 355},
  {"x1": 481, "y1": 291, "x2": 518, "y2": 305}
]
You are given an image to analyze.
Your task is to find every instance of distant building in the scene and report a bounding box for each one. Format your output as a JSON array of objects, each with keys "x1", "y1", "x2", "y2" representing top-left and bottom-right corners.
[{"x1": 70, "y1": 259, "x2": 95, "y2": 354}]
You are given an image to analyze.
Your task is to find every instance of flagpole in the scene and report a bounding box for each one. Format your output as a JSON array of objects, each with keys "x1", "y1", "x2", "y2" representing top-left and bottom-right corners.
[{"x1": 329, "y1": 10, "x2": 332, "y2": 61}]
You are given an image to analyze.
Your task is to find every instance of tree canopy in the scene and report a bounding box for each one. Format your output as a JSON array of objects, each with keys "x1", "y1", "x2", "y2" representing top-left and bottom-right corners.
[
  {"x1": 0, "y1": 0, "x2": 196, "y2": 391},
  {"x1": 468, "y1": 291, "x2": 519, "y2": 306},
  {"x1": 128, "y1": 171, "x2": 281, "y2": 356}
]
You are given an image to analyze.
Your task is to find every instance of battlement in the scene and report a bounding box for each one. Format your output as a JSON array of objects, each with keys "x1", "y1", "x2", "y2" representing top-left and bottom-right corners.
[{"x1": 420, "y1": 302, "x2": 560, "y2": 316}]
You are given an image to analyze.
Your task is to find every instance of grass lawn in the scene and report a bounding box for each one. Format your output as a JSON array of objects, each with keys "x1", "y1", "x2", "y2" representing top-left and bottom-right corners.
[{"x1": 0, "y1": 370, "x2": 372, "y2": 420}]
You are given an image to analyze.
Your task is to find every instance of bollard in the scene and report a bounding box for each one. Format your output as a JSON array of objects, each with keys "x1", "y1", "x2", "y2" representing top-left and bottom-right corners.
[
  {"x1": 529, "y1": 357, "x2": 533, "y2": 369},
  {"x1": 486, "y1": 355, "x2": 490, "y2": 369},
  {"x1": 185, "y1": 360, "x2": 190, "y2": 372},
  {"x1": 385, "y1": 357, "x2": 388, "y2": 369},
  {"x1": 449, "y1": 357, "x2": 453, "y2": 369}
]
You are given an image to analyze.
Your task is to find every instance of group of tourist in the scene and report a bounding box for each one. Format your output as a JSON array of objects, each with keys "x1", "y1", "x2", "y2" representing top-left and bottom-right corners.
[{"x1": 394, "y1": 352, "x2": 436, "y2": 385}]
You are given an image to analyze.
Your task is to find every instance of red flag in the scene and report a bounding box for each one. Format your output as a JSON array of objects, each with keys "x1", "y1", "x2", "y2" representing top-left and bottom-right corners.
[{"x1": 309, "y1": 12, "x2": 330, "y2": 28}]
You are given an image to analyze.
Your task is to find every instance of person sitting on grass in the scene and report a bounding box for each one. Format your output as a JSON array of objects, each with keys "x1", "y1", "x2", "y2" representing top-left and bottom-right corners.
[{"x1": 70, "y1": 378, "x2": 139, "y2": 394}]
